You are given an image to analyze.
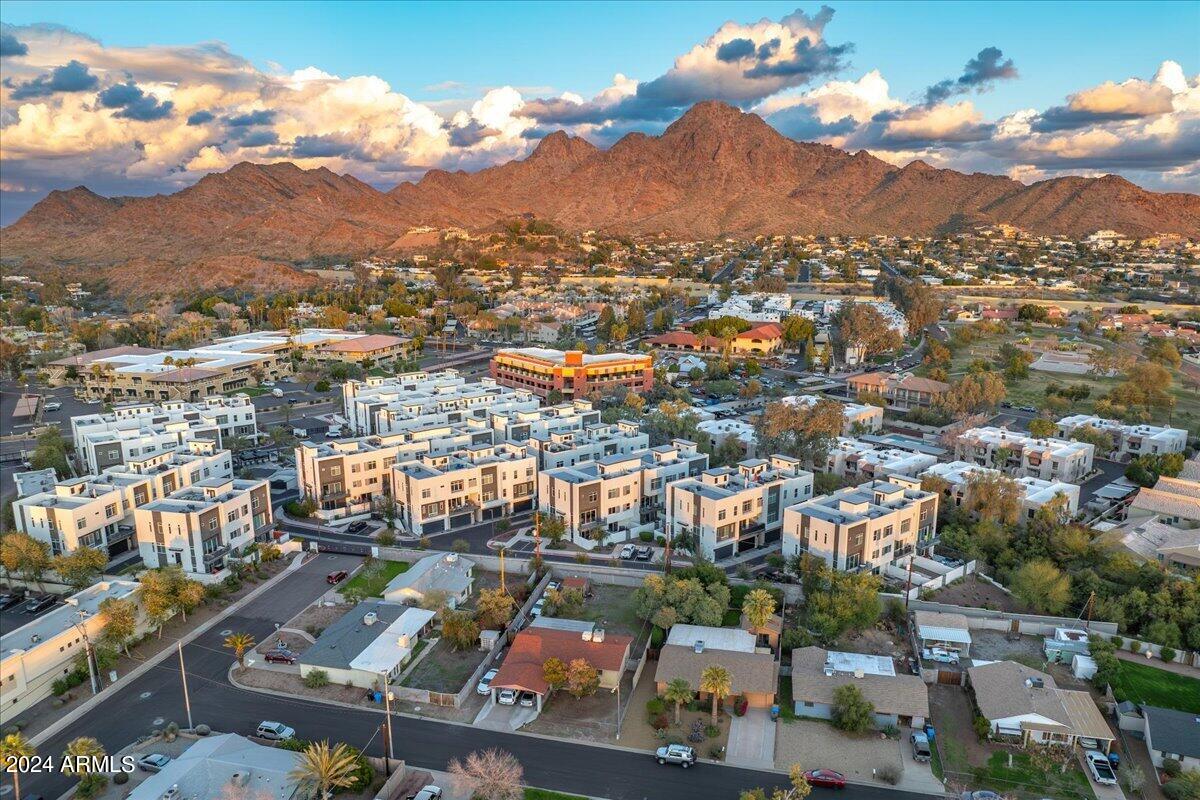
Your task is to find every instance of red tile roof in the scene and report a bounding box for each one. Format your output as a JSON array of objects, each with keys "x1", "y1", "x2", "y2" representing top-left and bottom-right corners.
[
  {"x1": 321, "y1": 334, "x2": 409, "y2": 353},
  {"x1": 737, "y1": 322, "x2": 783, "y2": 341},
  {"x1": 646, "y1": 330, "x2": 723, "y2": 350},
  {"x1": 492, "y1": 626, "x2": 632, "y2": 695}
]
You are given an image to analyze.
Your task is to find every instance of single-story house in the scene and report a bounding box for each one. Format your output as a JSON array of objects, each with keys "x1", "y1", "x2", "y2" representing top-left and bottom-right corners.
[
  {"x1": 491, "y1": 626, "x2": 632, "y2": 711},
  {"x1": 298, "y1": 600, "x2": 435, "y2": 688},
  {"x1": 127, "y1": 734, "x2": 300, "y2": 800},
  {"x1": 740, "y1": 611, "x2": 783, "y2": 650},
  {"x1": 790, "y1": 647, "x2": 929, "y2": 729},
  {"x1": 383, "y1": 552, "x2": 475, "y2": 609},
  {"x1": 913, "y1": 610, "x2": 972, "y2": 657},
  {"x1": 654, "y1": 624, "x2": 778, "y2": 708},
  {"x1": 967, "y1": 661, "x2": 1113, "y2": 752},
  {"x1": 1142, "y1": 705, "x2": 1200, "y2": 770}
]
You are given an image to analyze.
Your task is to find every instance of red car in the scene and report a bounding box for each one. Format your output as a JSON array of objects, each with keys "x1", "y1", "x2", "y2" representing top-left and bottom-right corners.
[
  {"x1": 264, "y1": 649, "x2": 298, "y2": 664},
  {"x1": 326, "y1": 570, "x2": 348, "y2": 584},
  {"x1": 804, "y1": 770, "x2": 846, "y2": 789}
]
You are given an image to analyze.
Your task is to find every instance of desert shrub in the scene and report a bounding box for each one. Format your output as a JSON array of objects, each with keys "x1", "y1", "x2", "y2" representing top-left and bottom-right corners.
[
  {"x1": 781, "y1": 628, "x2": 813, "y2": 650},
  {"x1": 646, "y1": 697, "x2": 666, "y2": 718},
  {"x1": 878, "y1": 764, "x2": 901, "y2": 785},
  {"x1": 704, "y1": 724, "x2": 719, "y2": 738},
  {"x1": 639, "y1": 530, "x2": 654, "y2": 542},
  {"x1": 113, "y1": 772, "x2": 129, "y2": 785},
  {"x1": 1163, "y1": 758, "x2": 1182, "y2": 777},
  {"x1": 195, "y1": 724, "x2": 211, "y2": 736},
  {"x1": 304, "y1": 669, "x2": 331, "y2": 688},
  {"x1": 973, "y1": 715, "x2": 992, "y2": 740}
]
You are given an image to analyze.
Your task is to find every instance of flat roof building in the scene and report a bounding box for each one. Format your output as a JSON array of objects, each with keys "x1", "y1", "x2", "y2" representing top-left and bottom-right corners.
[
  {"x1": 921, "y1": 460, "x2": 1080, "y2": 519},
  {"x1": 490, "y1": 348, "x2": 653, "y2": 400},
  {"x1": 954, "y1": 427, "x2": 1095, "y2": 484}
]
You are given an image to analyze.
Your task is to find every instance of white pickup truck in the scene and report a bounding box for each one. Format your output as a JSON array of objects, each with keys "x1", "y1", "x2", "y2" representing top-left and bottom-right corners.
[{"x1": 1085, "y1": 750, "x2": 1117, "y2": 785}]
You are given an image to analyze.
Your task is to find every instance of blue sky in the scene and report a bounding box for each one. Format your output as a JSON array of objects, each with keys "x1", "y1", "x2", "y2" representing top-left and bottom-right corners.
[{"x1": 1, "y1": 2, "x2": 1197, "y2": 223}]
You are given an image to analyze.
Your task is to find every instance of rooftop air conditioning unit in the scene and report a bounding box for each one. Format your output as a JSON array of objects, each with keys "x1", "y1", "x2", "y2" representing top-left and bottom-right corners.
[
  {"x1": 581, "y1": 630, "x2": 593, "y2": 641},
  {"x1": 693, "y1": 641, "x2": 704, "y2": 654},
  {"x1": 364, "y1": 611, "x2": 378, "y2": 626},
  {"x1": 593, "y1": 629, "x2": 605, "y2": 642}
]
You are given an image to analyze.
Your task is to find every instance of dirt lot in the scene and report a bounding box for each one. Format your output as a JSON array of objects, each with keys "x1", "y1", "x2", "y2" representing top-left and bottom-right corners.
[
  {"x1": 836, "y1": 625, "x2": 912, "y2": 660},
  {"x1": 400, "y1": 638, "x2": 487, "y2": 693},
  {"x1": 968, "y1": 630, "x2": 1046, "y2": 666},
  {"x1": 927, "y1": 575, "x2": 1026, "y2": 612},
  {"x1": 525, "y1": 672, "x2": 634, "y2": 744},
  {"x1": 547, "y1": 582, "x2": 645, "y2": 638}
]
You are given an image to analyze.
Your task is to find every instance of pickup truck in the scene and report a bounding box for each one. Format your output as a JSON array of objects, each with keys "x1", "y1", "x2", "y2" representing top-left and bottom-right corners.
[{"x1": 1085, "y1": 750, "x2": 1117, "y2": 785}]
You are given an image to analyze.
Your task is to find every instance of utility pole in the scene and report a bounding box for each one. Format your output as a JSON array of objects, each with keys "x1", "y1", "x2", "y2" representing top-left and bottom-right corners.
[
  {"x1": 381, "y1": 672, "x2": 393, "y2": 776},
  {"x1": 73, "y1": 619, "x2": 99, "y2": 695},
  {"x1": 178, "y1": 641, "x2": 194, "y2": 730},
  {"x1": 904, "y1": 557, "x2": 915, "y2": 611},
  {"x1": 533, "y1": 511, "x2": 542, "y2": 560},
  {"x1": 499, "y1": 547, "x2": 506, "y2": 595},
  {"x1": 1084, "y1": 591, "x2": 1096, "y2": 631}
]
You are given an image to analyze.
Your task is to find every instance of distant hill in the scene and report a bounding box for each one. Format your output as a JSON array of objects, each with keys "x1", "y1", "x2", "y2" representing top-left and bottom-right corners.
[{"x1": 5, "y1": 100, "x2": 1198, "y2": 295}]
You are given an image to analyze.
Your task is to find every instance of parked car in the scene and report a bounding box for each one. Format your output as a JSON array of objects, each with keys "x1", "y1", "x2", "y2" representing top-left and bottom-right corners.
[
  {"x1": 271, "y1": 388, "x2": 285, "y2": 398},
  {"x1": 1018, "y1": 405, "x2": 1038, "y2": 413},
  {"x1": 23, "y1": 595, "x2": 57, "y2": 614},
  {"x1": 1085, "y1": 750, "x2": 1117, "y2": 785},
  {"x1": 255, "y1": 721, "x2": 295, "y2": 741},
  {"x1": 619, "y1": 544, "x2": 636, "y2": 559},
  {"x1": 530, "y1": 598, "x2": 546, "y2": 618},
  {"x1": 921, "y1": 647, "x2": 960, "y2": 665},
  {"x1": 910, "y1": 732, "x2": 932, "y2": 763},
  {"x1": 346, "y1": 521, "x2": 370, "y2": 535},
  {"x1": 0, "y1": 589, "x2": 27, "y2": 610},
  {"x1": 518, "y1": 691, "x2": 537, "y2": 707},
  {"x1": 137, "y1": 754, "x2": 172, "y2": 773},
  {"x1": 407, "y1": 787, "x2": 443, "y2": 800},
  {"x1": 264, "y1": 649, "x2": 298, "y2": 664},
  {"x1": 43, "y1": 401, "x2": 62, "y2": 412},
  {"x1": 960, "y1": 791, "x2": 1003, "y2": 800},
  {"x1": 803, "y1": 770, "x2": 846, "y2": 789},
  {"x1": 655, "y1": 744, "x2": 696, "y2": 768},
  {"x1": 634, "y1": 545, "x2": 653, "y2": 561},
  {"x1": 546, "y1": 580, "x2": 561, "y2": 592},
  {"x1": 496, "y1": 689, "x2": 518, "y2": 706},
  {"x1": 326, "y1": 570, "x2": 348, "y2": 584},
  {"x1": 476, "y1": 668, "x2": 499, "y2": 696}
]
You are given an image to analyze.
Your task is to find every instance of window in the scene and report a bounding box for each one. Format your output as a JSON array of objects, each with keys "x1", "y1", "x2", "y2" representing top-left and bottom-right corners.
[{"x1": 105, "y1": 503, "x2": 118, "y2": 518}]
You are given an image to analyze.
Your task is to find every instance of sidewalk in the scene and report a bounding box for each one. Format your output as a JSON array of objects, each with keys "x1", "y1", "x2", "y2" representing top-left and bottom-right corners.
[
  {"x1": 30, "y1": 552, "x2": 310, "y2": 748},
  {"x1": 1115, "y1": 650, "x2": 1200, "y2": 679}
]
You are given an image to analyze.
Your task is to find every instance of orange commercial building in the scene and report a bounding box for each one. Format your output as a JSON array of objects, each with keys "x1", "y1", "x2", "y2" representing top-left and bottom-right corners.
[{"x1": 489, "y1": 348, "x2": 653, "y2": 400}]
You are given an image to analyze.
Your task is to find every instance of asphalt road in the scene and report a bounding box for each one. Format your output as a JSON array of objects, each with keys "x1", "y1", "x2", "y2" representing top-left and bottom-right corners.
[{"x1": 17, "y1": 553, "x2": 931, "y2": 800}]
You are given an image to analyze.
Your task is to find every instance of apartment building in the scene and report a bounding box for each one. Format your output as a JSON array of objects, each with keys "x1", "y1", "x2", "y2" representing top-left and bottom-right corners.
[
  {"x1": 953, "y1": 427, "x2": 1095, "y2": 484},
  {"x1": 1, "y1": 581, "x2": 144, "y2": 723},
  {"x1": 780, "y1": 395, "x2": 885, "y2": 435},
  {"x1": 783, "y1": 476, "x2": 939, "y2": 572},
  {"x1": 665, "y1": 455, "x2": 814, "y2": 561},
  {"x1": 296, "y1": 435, "x2": 431, "y2": 520},
  {"x1": 920, "y1": 461, "x2": 1080, "y2": 519},
  {"x1": 489, "y1": 399, "x2": 602, "y2": 443},
  {"x1": 490, "y1": 348, "x2": 653, "y2": 400},
  {"x1": 50, "y1": 329, "x2": 373, "y2": 402},
  {"x1": 13, "y1": 442, "x2": 232, "y2": 557},
  {"x1": 71, "y1": 396, "x2": 257, "y2": 473},
  {"x1": 846, "y1": 372, "x2": 950, "y2": 411},
  {"x1": 528, "y1": 420, "x2": 649, "y2": 470},
  {"x1": 307, "y1": 333, "x2": 414, "y2": 369},
  {"x1": 134, "y1": 477, "x2": 273, "y2": 575},
  {"x1": 391, "y1": 443, "x2": 537, "y2": 535},
  {"x1": 539, "y1": 441, "x2": 710, "y2": 548},
  {"x1": 1056, "y1": 415, "x2": 1187, "y2": 461},
  {"x1": 343, "y1": 372, "x2": 538, "y2": 436},
  {"x1": 822, "y1": 438, "x2": 940, "y2": 483}
]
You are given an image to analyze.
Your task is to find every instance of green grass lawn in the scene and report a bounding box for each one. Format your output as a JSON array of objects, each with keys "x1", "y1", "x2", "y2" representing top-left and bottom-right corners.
[
  {"x1": 974, "y1": 751, "x2": 1096, "y2": 800},
  {"x1": 1112, "y1": 659, "x2": 1200, "y2": 713},
  {"x1": 525, "y1": 790, "x2": 588, "y2": 800},
  {"x1": 338, "y1": 559, "x2": 409, "y2": 597}
]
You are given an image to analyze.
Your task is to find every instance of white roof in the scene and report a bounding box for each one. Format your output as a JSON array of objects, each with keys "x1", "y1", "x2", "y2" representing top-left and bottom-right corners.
[
  {"x1": 666, "y1": 624, "x2": 756, "y2": 653},
  {"x1": 823, "y1": 649, "x2": 895, "y2": 677},
  {"x1": 126, "y1": 734, "x2": 299, "y2": 800},
  {"x1": 918, "y1": 624, "x2": 972, "y2": 645},
  {"x1": 349, "y1": 607, "x2": 435, "y2": 673}
]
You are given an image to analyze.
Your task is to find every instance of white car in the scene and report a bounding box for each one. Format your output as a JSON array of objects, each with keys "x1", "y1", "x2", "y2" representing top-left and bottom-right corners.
[
  {"x1": 137, "y1": 753, "x2": 171, "y2": 772},
  {"x1": 43, "y1": 401, "x2": 62, "y2": 412},
  {"x1": 546, "y1": 580, "x2": 561, "y2": 593},
  {"x1": 408, "y1": 787, "x2": 443, "y2": 800},
  {"x1": 255, "y1": 721, "x2": 295, "y2": 740},
  {"x1": 476, "y1": 668, "x2": 499, "y2": 696},
  {"x1": 497, "y1": 688, "x2": 517, "y2": 705},
  {"x1": 922, "y1": 647, "x2": 960, "y2": 665},
  {"x1": 619, "y1": 544, "x2": 636, "y2": 559},
  {"x1": 1085, "y1": 751, "x2": 1117, "y2": 785}
]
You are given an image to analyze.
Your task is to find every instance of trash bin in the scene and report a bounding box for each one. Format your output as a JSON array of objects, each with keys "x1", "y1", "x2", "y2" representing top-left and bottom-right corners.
[{"x1": 770, "y1": 704, "x2": 780, "y2": 721}]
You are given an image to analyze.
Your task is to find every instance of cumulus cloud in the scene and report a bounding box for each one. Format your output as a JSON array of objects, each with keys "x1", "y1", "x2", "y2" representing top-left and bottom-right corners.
[
  {"x1": 1033, "y1": 76, "x2": 1176, "y2": 131},
  {"x1": 186, "y1": 109, "x2": 215, "y2": 125},
  {"x1": 923, "y1": 47, "x2": 1018, "y2": 105},
  {"x1": 97, "y1": 80, "x2": 174, "y2": 121},
  {"x1": 0, "y1": 32, "x2": 29, "y2": 57},
  {"x1": 7, "y1": 59, "x2": 98, "y2": 99}
]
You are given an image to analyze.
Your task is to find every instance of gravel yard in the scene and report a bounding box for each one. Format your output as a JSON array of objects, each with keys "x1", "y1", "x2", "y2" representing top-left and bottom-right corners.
[{"x1": 774, "y1": 718, "x2": 902, "y2": 782}]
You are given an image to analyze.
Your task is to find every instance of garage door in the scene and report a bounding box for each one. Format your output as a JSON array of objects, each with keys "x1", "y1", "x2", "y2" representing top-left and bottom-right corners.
[
  {"x1": 937, "y1": 670, "x2": 961, "y2": 685},
  {"x1": 450, "y1": 512, "x2": 473, "y2": 529}
]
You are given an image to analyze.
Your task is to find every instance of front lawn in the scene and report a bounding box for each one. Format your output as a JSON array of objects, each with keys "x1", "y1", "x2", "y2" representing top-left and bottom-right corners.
[
  {"x1": 339, "y1": 559, "x2": 409, "y2": 598},
  {"x1": 525, "y1": 790, "x2": 588, "y2": 800},
  {"x1": 974, "y1": 751, "x2": 1095, "y2": 800},
  {"x1": 1112, "y1": 659, "x2": 1200, "y2": 714}
]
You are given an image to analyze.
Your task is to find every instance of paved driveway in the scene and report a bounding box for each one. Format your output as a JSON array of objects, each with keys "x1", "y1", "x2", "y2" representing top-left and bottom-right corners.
[
  {"x1": 727, "y1": 708, "x2": 776, "y2": 769},
  {"x1": 473, "y1": 698, "x2": 539, "y2": 731}
]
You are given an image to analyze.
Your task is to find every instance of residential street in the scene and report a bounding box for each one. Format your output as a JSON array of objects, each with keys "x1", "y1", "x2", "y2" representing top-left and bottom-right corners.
[{"x1": 17, "y1": 551, "x2": 934, "y2": 800}]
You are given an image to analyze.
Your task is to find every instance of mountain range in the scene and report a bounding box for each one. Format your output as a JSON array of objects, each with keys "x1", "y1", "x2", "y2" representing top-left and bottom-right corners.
[{"x1": 4, "y1": 101, "x2": 1198, "y2": 296}]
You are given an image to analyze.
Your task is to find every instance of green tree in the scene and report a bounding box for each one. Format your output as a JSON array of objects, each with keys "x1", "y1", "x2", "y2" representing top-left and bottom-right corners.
[
  {"x1": 442, "y1": 610, "x2": 480, "y2": 651},
  {"x1": 566, "y1": 658, "x2": 600, "y2": 698},
  {"x1": 53, "y1": 546, "x2": 108, "y2": 591},
  {"x1": 288, "y1": 740, "x2": 360, "y2": 800},
  {"x1": 1010, "y1": 559, "x2": 1071, "y2": 614},
  {"x1": 663, "y1": 677, "x2": 694, "y2": 725},
  {"x1": 1027, "y1": 417, "x2": 1056, "y2": 438},
  {"x1": 699, "y1": 664, "x2": 733, "y2": 723},
  {"x1": 831, "y1": 684, "x2": 875, "y2": 733},
  {"x1": 475, "y1": 588, "x2": 517, "y2": 630},
  {"x1": 542, "y1": 657, "x2": 567, "y2": 693},
  {"x1": 742, "y1": 588, "x2": 777, "y2": 631},
  {"x1": 98, "y1": 596, "x2": 138, "y2": 655},
  {"x1": 0, "y1": 732, "x2": 35, "y2": 800},
  {"x1": 223, "y1": 632, "x2": 256, "y2": 666}
]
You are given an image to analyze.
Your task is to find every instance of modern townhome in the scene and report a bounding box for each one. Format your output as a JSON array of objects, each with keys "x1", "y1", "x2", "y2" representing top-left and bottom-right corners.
[
  {"x1": 967, "y1": 661, "x2": 1113, "y2": 752},
  {"x1": 383, "y1": 552, "x2": 475, "y2": 609},
  {"x1": 527, "y1": 420, "x2": 649, "y2": 470},
  {"x1": 779, "y1": 395, "x2": 885, "y2": 435},
  {"x1": 488, "y1": 398, "x2": 602, "y2": 442},
  {"x1": 343, "y1": 372, "x2": 539, "y2": 436},
  {"x1": 821, "y1": 438, "x2": 940, "y2": 483},
  {"x1": 782, "y1": 476, "x2": 939, "y2": 573},
  {"x1": 133, "y1": 477, "x2": 273, "y2": 576},
  {"x1": 1056, "y1": 414, "x2": 1188, "y2": 461},
  {"x1": 12, "y1": 442, "x2": 232, "y2": 558},
  {"x1": 789, "y1": 646, "x2": 929, "y2": 728},
  {"x1": 655, "y1": 624, "x2": 778, "y2": 708},
  {"x1": 295, "y1": 435, "x2": 431, "y2": 520},
  {"x1": 0, "y1": 580, "x2": 143, "y2": 724},
  {"x1": 298, "y1": 600, "x2": 436, "y2": 689},
  {"x1": 391, "y1": 443, "x2": 537, "y2": 535},
  {"x1": 489, "y1": 347, "x2": 654, "y2": 400},
  {"x1": 920, "y1": 460, "x2": 1081, "y2": 518},
  {"x1": 71, "y1": 396, "x2": 256, "y2": 473},
  {"x1": 538, "y1": 440, "x2": 709, "y2": 548},
  {"x1": 845, "y1": 372, "x2": 950, "y2": 410},
  {"x1": 953, "y1": 427, "x2": 1095, "y2": 484},
  {"x1": 664, "y1": 455, "x2": 814, "y2": 560}
]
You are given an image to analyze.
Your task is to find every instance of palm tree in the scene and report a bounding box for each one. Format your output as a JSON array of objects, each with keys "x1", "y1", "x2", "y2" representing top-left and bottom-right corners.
[
  {"x1": 288, "y1": 740, "x2": 359, "y2": 799},
  {"x1": 699, "y1": 664, "x2": 733, "y2": 724},
  {"x1": 62, "y1": 736, "x2": 105, "y2": 777},
  {"x1": 223, "y1": 632, "x2": 256, "y2": 666},
  {"x1": 1, "y1": 732, "x2": 35, "y2": 800},
  {"x1": 663, "y1": 678, "x2": 694, "y2": 726},
  {"x1": 742, "y1": 588, "x2": 777, "y2": 632}
]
